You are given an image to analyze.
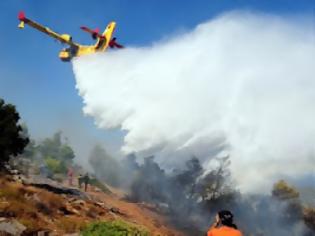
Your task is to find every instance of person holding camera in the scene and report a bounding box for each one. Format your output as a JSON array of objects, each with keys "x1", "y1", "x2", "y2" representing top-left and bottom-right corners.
[{"x1": 207, "y1": 210, "x2": 243, "y2": 236}]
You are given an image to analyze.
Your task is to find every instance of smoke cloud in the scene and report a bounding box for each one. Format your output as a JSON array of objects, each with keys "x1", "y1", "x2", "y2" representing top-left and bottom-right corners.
[{"x1": 72, "y1": 12, "x2": 315, "y2": 192}]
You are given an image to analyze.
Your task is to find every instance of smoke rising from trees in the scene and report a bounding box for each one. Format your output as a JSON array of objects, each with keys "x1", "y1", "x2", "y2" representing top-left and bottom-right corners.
[{"x1": 87, "y1": 150, "x2": 314, "y2": 235}]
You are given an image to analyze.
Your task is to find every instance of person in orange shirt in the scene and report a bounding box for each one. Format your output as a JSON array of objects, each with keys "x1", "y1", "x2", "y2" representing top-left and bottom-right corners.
[
  {"x1": 207, "y1": 210, "x2": 243, "y2": 236},
  {"x1": 67, "y1": 167, "x2": 74, "y2": 186}
]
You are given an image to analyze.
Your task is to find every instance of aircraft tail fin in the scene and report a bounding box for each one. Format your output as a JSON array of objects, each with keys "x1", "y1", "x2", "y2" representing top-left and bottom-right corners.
[
  {"x1": 95, "y1": 22, "x2": 116, "y2": 51},
  {"x1": 18, "y1": 11, "x2": 26, "y2": 28}
]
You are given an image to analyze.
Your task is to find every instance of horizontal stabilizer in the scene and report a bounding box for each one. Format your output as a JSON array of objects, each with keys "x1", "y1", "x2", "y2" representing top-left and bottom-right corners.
[
  {"x1": 18, "y1": 21, "x2": 25, "y2": 29},
  {"x1": 80, "y1": 26, "x2": 104, "y2": 40},
  {"x1": 109, "y1": 37, "x2": 124, "y2": 49},
  {"x1": 18, "y1": 11, "x2": 26, "y2": 21}
]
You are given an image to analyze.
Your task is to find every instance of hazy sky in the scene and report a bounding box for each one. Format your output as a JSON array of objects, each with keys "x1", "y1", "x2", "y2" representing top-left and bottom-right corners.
[{"x1": 0, "y1": 0, "x2": 313, "y2": 166}]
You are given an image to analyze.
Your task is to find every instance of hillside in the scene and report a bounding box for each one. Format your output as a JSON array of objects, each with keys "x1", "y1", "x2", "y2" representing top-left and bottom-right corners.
[{"x1": 0, "y1": 173, "x2": 185, "y2": 236}]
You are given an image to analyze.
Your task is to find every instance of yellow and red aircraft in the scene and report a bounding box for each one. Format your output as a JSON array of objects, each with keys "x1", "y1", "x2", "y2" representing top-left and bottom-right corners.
[{"x1": 18, "y1": 11, "x2": 123, "y2": 62}]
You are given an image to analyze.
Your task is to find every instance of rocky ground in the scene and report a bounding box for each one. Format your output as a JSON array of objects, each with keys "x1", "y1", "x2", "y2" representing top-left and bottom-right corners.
[{"x1": 0, "y1": 172, "x2": 185, "y2": 236}]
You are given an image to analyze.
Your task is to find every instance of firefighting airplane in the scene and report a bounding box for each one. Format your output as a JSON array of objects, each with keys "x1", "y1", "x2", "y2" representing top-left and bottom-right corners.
[{"x1": 18, "y1": 11, "x2": 123, "y2": 62}]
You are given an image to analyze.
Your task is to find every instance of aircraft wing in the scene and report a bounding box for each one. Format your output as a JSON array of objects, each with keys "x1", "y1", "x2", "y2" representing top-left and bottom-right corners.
[{"x1": 18, "y1": 11, "x2": 79, "y2": 47}]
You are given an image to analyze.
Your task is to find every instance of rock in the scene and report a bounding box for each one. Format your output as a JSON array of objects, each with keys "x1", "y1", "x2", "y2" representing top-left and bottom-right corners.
[
  {"x1": 94, "y1": 187, "x2": 102, "y2": 192},
  {"x1": 73, "y1": 200, "x2": 85, "y2": 206},
  {"x1": 37, "y1": 230, "x2": 51, "y2": 236},
  {"x1": 68, "y1": 197, "x2": 77, "y2": 203},
  {"x1": 32, "y1": 193, "x2": 41, "y2": 202},
  {"x1": 95, "y1": 201, "x2": 104, "y2": 206},
  {"x1": 110, "y1": 207, "x2": 126, "y2": 216},
  {"x1": 31, "y1": 183, "x2": 89, "y2": 199},
  {"x1": 70, "y1": 208, "x2": 80, "y2": 215},
  {"x1": 9, "y1": 169, "x2": 19, "y2": 175},
  {"x1": 0, "y1": 219, "x2": 26, "y2": 236},
  {"x1": 94, "y1": 202, "x2": 111, "y2": 212},
  {"x1": 58, "y1": 206, "x2": 73, "y2": 215},
  {"x1": 27, "y1": 175, "x2": 89, "y2": 200}
]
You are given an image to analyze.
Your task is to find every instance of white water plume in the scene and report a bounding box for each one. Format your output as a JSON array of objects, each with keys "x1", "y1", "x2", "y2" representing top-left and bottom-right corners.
[{"x1": 72, "y1": 12, "x2": 315, "y2": 192}]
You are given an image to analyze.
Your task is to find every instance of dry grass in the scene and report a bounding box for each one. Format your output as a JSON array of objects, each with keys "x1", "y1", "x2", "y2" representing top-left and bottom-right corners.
[
  {"x1": 0, "y1": 185, "x2": 26, "y2": 201},
  {"x1": 3, "y1": 199, "x2": 39, "y2": 219},
  {"x1": 0, "y1": 177, "x2": 88, "y2": 234},
  {"x1": 56, "y1": 216, "x2": 87, "y2": 233},
  {"x1": 37, "y1": 190, "x2": 65, "y2": 210},
  {"x1": 0, "y1": 182, "x2": 38, "y2": 219},
  {"x1": 18, "y1": 217, "x2": 42, "y2": 233}
]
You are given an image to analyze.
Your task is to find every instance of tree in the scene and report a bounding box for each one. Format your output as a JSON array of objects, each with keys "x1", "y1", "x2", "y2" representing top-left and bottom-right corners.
[
  {"x1": 173, "y1": 157, "x2": 203, "y2": 200},
  {"x1": 60, "y1": 145, "x2": 75, "y2": 162},
  {"x1": 303, "y1": 207, "x2": 315, "y2": 232},
  {"x1": 39, "y1": 131, "x2": 74, "y2": 162},
  {"x1": 197, "y1": 156, "x2": 232, "y2": 201},
  {"x1": 37, "y1": 131, "x2": 75, "y2": 174},
  {"x1": 89, "y1": 145, "x2": 121, "y2": 187},
  {"x1": 130, "y1": 156, "x2": 169, "y2": 203},
  {"x1": 272, "y1": 180, "x2": 300, "y2": 200},
  {"x1": 0, "y1": 99, "x2": 29, "y2": 166},
  {"x1": 272, "y1": 180, "x2": 303, "y2": 224}
]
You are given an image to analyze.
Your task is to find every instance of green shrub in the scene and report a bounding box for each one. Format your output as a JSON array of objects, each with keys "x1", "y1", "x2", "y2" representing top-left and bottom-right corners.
[{"x1": 81, "y1": 220, "x2": 149, "y2": 236}]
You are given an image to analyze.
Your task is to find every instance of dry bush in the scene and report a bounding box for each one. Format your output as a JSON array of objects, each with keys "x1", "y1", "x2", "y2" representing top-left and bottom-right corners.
[
  {"x1": 0, "y1": 182, "x2": 36, "y2": 202},
  {"x1": 0, "y1": 185, "x2": 24, "y2": 201},
  {"x1": 56, "y1": 216, "x2": 87, "y2": 233},
  {"x1": 37, "y1": 190, "x2": 65, "y2": 210},
  {"x1": 4, "y1": 199, "x2": 38, "y2": 219},
  {"x1": 0, "y1": 183, "x2": 42, "y2": 219},
  {"x1": 18, "y1": 217, "x2": 42, "y2": 234}
]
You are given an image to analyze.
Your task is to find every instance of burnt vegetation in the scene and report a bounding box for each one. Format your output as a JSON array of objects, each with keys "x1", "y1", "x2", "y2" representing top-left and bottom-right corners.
[{"x1": 89, "y1": 148, "x2": 315, "y2": 235}]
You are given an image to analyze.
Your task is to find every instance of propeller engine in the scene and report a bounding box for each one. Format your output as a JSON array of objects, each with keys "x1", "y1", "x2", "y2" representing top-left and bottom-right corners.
[
  {"x1": 80, "y1": 26, "x2": 104, "y2": 40},
  {"x1": 80, "y1": 25, "x2": 124, "y2": 49},
  {"x1": 109, "y1": 37, "x2": 124, "y2": 49},
  {"x1": 60, "y1": 34, "x2": 72, "y2": 42}
]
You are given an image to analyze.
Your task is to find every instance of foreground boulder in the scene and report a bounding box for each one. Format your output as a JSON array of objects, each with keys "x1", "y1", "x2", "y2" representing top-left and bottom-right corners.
[{"x1": 0, "y1": 218, "x2": 26, "y2": 235}]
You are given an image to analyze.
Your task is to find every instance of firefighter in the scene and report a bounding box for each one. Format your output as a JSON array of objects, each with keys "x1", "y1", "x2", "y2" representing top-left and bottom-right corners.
[
  {"x1": 83, "y1": 173, "x2": 90, "y2": 192},
  {"x1": 207, "y1": 210, "x2": 243, "y2": 236}
]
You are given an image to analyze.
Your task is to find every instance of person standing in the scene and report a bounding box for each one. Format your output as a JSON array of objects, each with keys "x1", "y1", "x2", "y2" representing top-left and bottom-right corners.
[
  {"x1": 83, "y1": 173, "x2": 90, "y2": 192},
  {"x1": 78, "y1": 174, "x2": 83, "y2": 189},
  {"x1": 67, "y1": 167, "x2": 74, "y2": 186},
  {"x1": 207, "y1": 210, "x2": 243, "y2": 236}
]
